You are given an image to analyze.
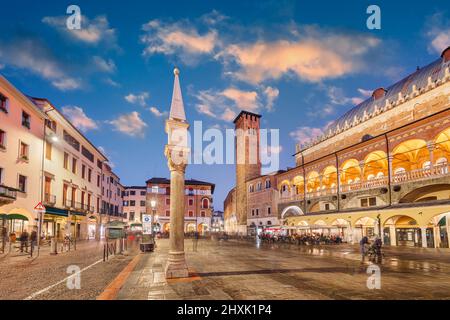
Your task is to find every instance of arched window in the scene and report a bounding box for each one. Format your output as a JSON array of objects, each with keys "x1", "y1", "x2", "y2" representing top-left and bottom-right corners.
[
  {"x1": 257, "y1": 182, "x2": 262, "y2": 191},
  {"x1": 249, "y1": 184, "x2": 254, "y2": 193},
  {"x1": 202, "y1": 198, "x2": 209, "y2": 209},
  {"x1": 265, "y1": 179, "x2": 271, "y2": 188}
]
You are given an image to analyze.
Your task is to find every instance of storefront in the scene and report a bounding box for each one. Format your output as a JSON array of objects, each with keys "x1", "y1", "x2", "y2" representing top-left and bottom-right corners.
[{"x1": 43, "y1": 207, "x2": 68, "y2": 240}]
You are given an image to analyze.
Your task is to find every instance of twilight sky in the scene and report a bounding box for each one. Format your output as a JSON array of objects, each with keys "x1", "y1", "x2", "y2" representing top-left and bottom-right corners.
[{"x1": 0, "y1": 0, "x2": 449, "y2": 210}]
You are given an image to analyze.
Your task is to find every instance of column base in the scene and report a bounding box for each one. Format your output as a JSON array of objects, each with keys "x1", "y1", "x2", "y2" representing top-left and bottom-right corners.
[{"x1": 165, "y1": 251, "x2": 189, "y2": 279}]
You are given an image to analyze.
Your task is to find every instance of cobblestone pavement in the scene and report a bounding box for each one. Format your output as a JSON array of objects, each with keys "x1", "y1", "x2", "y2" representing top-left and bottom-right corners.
[
  {"x1": 115, "y1": 239, "x2": 450, "y2": 300},
  {"x1": 0, "y1": 240, "x2": 139, "y2": 300}
]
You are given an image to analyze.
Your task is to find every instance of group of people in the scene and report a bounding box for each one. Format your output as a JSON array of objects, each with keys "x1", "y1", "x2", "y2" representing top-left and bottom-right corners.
[
  {"x1": 258, "y1": 232, "x2": 344, "y2": 245},
  {"x1": 360, "y1": 236, "x2": 383, "y2": 260},
  {"x1": 3, "y1": 228, "x2": 39, "y2": 254}
]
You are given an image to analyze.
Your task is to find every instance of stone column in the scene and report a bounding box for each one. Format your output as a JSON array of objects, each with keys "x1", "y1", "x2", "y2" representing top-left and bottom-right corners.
[
  {"x1": 165, "y1": 149, "x2": 189, "y2": 278},
  {"x1": 421, "y1": 227, "x2": 428, "y2": 248}
]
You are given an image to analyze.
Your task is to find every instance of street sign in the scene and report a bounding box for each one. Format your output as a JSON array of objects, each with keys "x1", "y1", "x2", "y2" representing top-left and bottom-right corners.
[
  {"x1": 142, "y1": 214, "x2": 152, "y2": 235},
  {"x1": 34, "y1": 202, "x2": 46, "y2": 213}
]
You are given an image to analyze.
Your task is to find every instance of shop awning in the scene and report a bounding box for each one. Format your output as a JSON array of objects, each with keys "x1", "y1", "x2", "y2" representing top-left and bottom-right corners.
[
  {"x1": 45, "y1": 207, "x2": 68, "y2": 217},
  {"x1": 130, "y1": 223, "x2": 142, "y2": 227},
  {"x1": 6, "y1": 214, "x2": 29, "y2": 221}
]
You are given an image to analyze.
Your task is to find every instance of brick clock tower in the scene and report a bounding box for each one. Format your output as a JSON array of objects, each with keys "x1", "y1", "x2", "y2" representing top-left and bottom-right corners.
[{"x1": 234, "y1": 111, "x2": 262, "y2": 234}]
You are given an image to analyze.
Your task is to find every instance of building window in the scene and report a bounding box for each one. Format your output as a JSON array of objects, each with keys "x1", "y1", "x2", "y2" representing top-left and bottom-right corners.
[
  {"x1": 361, "y1": 197, "x2": 377, "y2": 207},
  {"x1": 257, "y1": 182, "x2": 262, "y2": 191},
  {"x1": 325, "y1": 203, "x2": 330, "y2": 211},
  {"x1": 202, "y1": 198, "x2": 209, "y2": 209},
  {"x1": 64, "y1": 152, "x2": 69, "y2": 169},
  {"x1": 249, "y1": 184, "x2": 254, "y2": 193},
  {"x1": 0, "y1": 167, "x2": 3, "y2": 184},
  {"x1": 130, "y1": 212, "x2": 135, "y2": 221},
  {"x1": 188, "y1": 199, "x2": 193, "y2": 206},
  {"x1": 82, "y1": 164, "x2": 86, "y2": 179},
  {"x1": 45, "y1": 119, "x2": 57, "y2": 132},
  {"x1": 267, "y1": 207, "x2": 271, "y2": 215},
  {"x1": 265, "y1": 180, "x2": 271, "y2": 188},
  {"x1": 97, "y1": 174, "x2": 100, "y2": 187},
  {"x1": 165, "y1": 210, "x2": 170, "y2": 217},
  {"x1": 45, "y1": 141, "x2": 52, "y2": 160},
  {"x1": 18, "y1": 175, "x2": 27, "y2": 193},
  {"x1": 201, "y1": 211, "x2": 206, "y2": 217},
  {"x1": 130, "y1": 190, "x2": 136, "y2": 196},
  {"x1": 72, "y1": 158, "x2": 77, "y2": 174},
  {"x1": 140, "y1": 200, "x2": 145, "y2": 207},
  {"x1": 0, "y1": 93, "x2": 8, "y2": 113},
  {"x1": 130, "y1": 200, "x2": 135, "y2": 206},
  {"x1": 88, "y1": 168, "x2": 92, "y2": 182},
  {"x1": 165, "y1": 198, "x2": 170, "y2": 205},
  {"x1": 151, "y1": 186, "x2": 158, "y2": 193},
  {"x1": 22, "y1": 111, "x2": 31, "y2": 129},
  {"x1": 0, "y1": 129, "x2": 6, "y2": 150},
  {"x1": 63, "y1": 130, "x2": 80, "y2": 151},
  {"x1": 19, "y1": 142, "x2": 29, "y2": 160},
  {"x1": 251, "y1": 209, "x2": 255, "y2": 217},
  {"x1": 81, "y1": 146, "x2": 94, "y2": 163},
  {"x1": 140, "y1": 191, "x2": 146, "y2": 196},
  {"x1": 188, "y1": 211, "x2": 193, "y2": 217},
  {"x1": 256, "y1": 209, "x2": 259, "y2": 216},
  {"x1": 123, "y1": 212, "x2": 127, "y2": 219}
]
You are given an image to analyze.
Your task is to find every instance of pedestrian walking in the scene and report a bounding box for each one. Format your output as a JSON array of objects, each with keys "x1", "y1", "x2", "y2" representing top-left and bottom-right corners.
[
  {"x1": 192, "y1": 231, "x2": 199, "y2": 252},
  {"x1": 360, "y1": 236, "x2": 369, "y2": 259},
  {"x1": 30, "y1": 228, "x2": 38, "y2": 255},
  {"x1": 20, "y1": 229, "x2": 29, "y2": 253},
  {"x1": 1, "y1": 226, "x2": 7, "y2": 253}
]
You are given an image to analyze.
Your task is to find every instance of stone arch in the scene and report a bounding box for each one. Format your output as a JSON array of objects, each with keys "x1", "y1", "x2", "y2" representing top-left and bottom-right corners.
[
  {"x1": 306, "y1": 171, "x2": 320, "y2": 192},
  {"x1": 292, "y1": 175, "x2": 304, "y2": 194},
  {"x1": 340, "y1": 159, "x2": 361, "y2": 184},
  {"x1": 281, "y1": 205, "x2": 304, "y2": 219},
  {"x1": 392, "y1": 139, "x2": 429, "y2": 172},
  {"x1": 434, "y1": 127, "x2": 450, "y2": 166},
  {"x1": 399, "y1": 184, "x2": 450, "y2": 203},
  {"x1": 322, "y1": 166, "x2": 337, "y2": 189},
  {"x1": 363, "y1": 150, "x2": 388, "y2": 179},
  {"x1": 382, "y1": 214, "x2": 419, "y2": 228}
]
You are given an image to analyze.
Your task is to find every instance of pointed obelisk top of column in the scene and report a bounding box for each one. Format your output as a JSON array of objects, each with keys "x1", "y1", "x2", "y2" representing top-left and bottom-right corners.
[{"x1": 169, "y1": 67, "x2": 186, "y2": 122}]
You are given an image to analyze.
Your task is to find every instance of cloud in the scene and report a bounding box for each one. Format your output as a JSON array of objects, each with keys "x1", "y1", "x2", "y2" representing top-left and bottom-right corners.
[
  {"x1": 221, "y1": 88, "x2": 259, "y2": 111},
  {"x1": 93, "y1": 56, "x2": 116, "y2": 73},
  {"x1": 290, "y1": 126, "x2": 324, "y2": 145},
  {"x1": 42, "y1": 15, "x2": 118, "y2": 49},
  {"x1": 108, "y1": 111, "x2": 147, "y2": 137},
  {"x1": 149, "y1": 106, "x2": 167, "y2": 117},
  {"x1": 0, "y1": 37, "x2": 81, "y2": 91},
  {"x1": 140, "y1": 18, "x2": 218, "y2": 65},
  {"x1": 357, "y1": 88, "x2": 373, "y2": 97},
  {"x1": 217, "y1": 27, "x2": 380, "y2": 84},
  {"x1": 263, "y1": 86, "x2": 279, "y2": 111},
  {"x1": 424, "y1": 12, "x2": 450, "y2": 54},
  {"x1": 61, "y1": 106, "x2": 98, "y2": 132},
  {"x1": 125, "y1": 92, "x2": 149, "y2": 107},
  {"x1": 104, "y1": 78, "x2": 121, "y2": 87},
  {"x1": 194, "y1": 86, "x2": 277, "y2": 122}
]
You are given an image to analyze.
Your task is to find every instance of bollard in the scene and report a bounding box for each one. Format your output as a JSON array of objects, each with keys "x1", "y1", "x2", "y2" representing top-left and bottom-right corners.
[
  {"x1": 50, "y1": 238, "x2": 58, "y2": 255},
  {"x1": 115, "y1": 239, "x2": 120, "y2": 255}
]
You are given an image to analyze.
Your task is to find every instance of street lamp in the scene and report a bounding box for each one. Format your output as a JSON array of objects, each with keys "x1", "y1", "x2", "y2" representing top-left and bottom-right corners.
[{"x1": 150, "y1": 200, "x2": 156, "y2": 236}]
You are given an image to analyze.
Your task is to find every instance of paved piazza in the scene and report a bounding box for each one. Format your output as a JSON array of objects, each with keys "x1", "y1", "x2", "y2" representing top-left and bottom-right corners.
[{"x1": 116, "y1": 239, "x2": 450, "y2": 300}]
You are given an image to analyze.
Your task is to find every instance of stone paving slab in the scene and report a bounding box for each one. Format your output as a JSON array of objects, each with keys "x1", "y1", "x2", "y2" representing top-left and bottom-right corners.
[{"x1": 114, "y1": 239, "x2": 450, "y2": 300}]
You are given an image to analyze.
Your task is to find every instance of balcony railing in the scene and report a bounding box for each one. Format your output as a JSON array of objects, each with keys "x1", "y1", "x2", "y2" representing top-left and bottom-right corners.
[
  {"x1": 279, "y1": 163, "x2": 450, "y2": 203},
  {"x1": 44, "y1": 193, "x2": 56, "y2": 205},
  {"x1": 63, "y1": 199, "x2": 94, "y2": 213},
  {"x1": 0, "y1": 185, "x2": 17, "y2": 200}
]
